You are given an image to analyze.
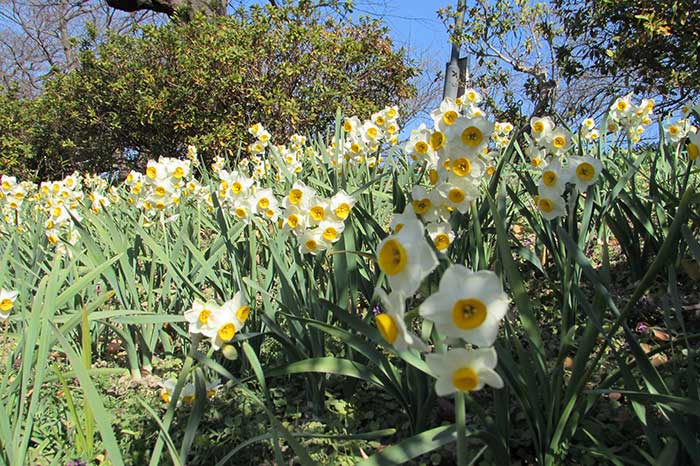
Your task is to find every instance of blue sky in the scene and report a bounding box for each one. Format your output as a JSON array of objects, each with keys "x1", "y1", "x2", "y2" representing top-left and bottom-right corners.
[{"x1": 349, "y1": 1, "x2": 450, "y2": 59}]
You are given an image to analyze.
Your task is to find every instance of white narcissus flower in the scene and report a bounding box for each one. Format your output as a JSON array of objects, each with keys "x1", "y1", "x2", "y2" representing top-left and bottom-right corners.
[
  {"x1": 687, "y1": 131, "x2": 700, "y2": 166},
  {"x1": 201, "y1": 292, "x2": 250, "y2": 350},
  {"x1": 570, "y1": 156, "x2": 603, "y2": 191},
  {"x1": 159, "y1": 378, "x2": 194, "y2": 406},
  {"x1": 299, "y1": 229, "x2": 328, "y2": 255},
  {"x1": 318, "y1": 219, "x2": 345, "y2": 244},
  {"x1": 445, "y1": 116, "x2": 494, "y2": 158},
  {"x1": 547, "y1": 128, "x2": 572, "y2": 156},
  {"x1": 411, "y1": 185, "x2": 433, "y2": 217},
  {"x1": 535, "y1": 191, "x2": 567, "y2": 220},
  {"x1": 419, "y1": 265, "x2": 508, "y2": 346},
  {"x1": 537, "y1": 159, "x2": 571, "y2": 196},
  {"x1": 425, "y1": 347, "x2": 503, "y2": 396},
  {"x1": 426, "y1": 222, "x2": 454, "y2": 252},
  {"x1": 530, "y1": 116, "x2": 555, "y2": 143},
  {"x1": 0, "y1": 289, "x2": 18, "y2": 319},
  {"x1": 373, "y1": 288, "x2": 427, "y2": 352},
  {"x1": 376, "y1": 219, "x2": 438, "y2": 297},
  {"x1": 389, "y1": 205, "x2": 418, "y2": 233},
  {"x1": 183, "y1": 299, "x2": 220, "y2": 335},
  {"x1": 430, "y1": 97, "x2": 462, "y2": 133}
]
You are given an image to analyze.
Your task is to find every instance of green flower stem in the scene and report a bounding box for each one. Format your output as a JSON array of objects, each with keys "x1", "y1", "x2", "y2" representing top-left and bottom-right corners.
[{"x1": 456, "y1": 391, "x2": 467, "y2": 466}]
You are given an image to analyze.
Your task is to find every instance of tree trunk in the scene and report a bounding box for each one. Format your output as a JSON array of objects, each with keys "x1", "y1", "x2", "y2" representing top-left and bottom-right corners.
[{"x1": 105, "y1": 0, "x2": 226, "y2": 21}]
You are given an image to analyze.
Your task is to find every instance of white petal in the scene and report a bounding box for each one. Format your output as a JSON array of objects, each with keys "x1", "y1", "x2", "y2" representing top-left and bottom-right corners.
[
  {"x1": 478, "y1": 367, "x2": 504, "y2": 389},
  {"x1": 434, "y1": 376, "x2": 456, "y2": 397}
]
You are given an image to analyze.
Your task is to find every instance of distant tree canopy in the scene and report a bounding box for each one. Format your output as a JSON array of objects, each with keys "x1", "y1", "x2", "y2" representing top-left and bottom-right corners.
[
  {"x1": 1, "y1": 4, "x2": 415, "y2": 179},
  {"x1": 556, "y1": 0, "x2": 700, "y2": 98}
]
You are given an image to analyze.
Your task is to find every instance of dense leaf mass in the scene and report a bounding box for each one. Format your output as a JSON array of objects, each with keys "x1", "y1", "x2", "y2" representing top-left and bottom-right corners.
[{"x1": 556, "y1": 0, "x2": 700, "y2": 97}]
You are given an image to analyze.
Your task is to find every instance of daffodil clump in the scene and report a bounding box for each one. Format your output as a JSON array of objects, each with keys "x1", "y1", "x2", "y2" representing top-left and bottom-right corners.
[
  {"x1": 337, "y1": 105, "x2": 400, "y2": 170},
  {"x1": 579, "y1": 117, "x2": 600, "y2": 142},
  {"x1": 373, "y1": 217, "x2": 507, "y2": 396},
  {"x1": 373, "y1": 93, "x2": 509, "y2": 394},
  {"x1": 0, "y1": 175, "x2": 35, "y2": 233},
  {"x1": 37, "y1": 173, "x2": 87, "y2": 250},
  {"x1": 0, "y1": 288, "x2": 18, "y2": 320},
  {"x1": 280, "y1": 181, "x2": 356, "y2": 255},
  {"x1": 402, "y1": 92, "x2": 502, "y2": 255},
  {"x1": 212, "y1": 167, "x2": 279, "y2": 224},
  {"x1": 159, "y1": 377, "x2": 222, "y2": 407},
  {"x1": 124, "y1": 157, "x2": 204, "y2": 216},
  {"x1": 84, "y1": 173, "x2": 121, "y2": 214},
  {"x1": 184, "y1": 291, "x2": 250, "y2": 351},
  {"x1": 523, "y1": 116, "x2": 604, "y2": 220},
  {"x1": 607, "y1": 93, "x2": 655, "y2": 143}
]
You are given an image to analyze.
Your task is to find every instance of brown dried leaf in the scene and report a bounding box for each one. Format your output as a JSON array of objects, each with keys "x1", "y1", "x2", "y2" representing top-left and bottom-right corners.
[{"x1": 650, "y1": 327, "x2": 670, "y2": 341}]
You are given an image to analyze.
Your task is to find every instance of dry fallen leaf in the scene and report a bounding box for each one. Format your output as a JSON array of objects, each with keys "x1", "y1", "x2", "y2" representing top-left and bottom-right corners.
[{"x1": 650, "y1": 327, "x2": 670, "y2": 341}]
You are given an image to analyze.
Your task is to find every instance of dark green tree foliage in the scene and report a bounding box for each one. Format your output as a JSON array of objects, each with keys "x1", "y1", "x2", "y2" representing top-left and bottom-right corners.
[
  {"x1": 0, "y1": 89, "x2": 41, "y2": 179},
  {"x1": 556, "y1": 0, "x2": 700, "y2": 98},
  {"x1": 8, "y1": 4, "x2": 415, "y2": 179}
]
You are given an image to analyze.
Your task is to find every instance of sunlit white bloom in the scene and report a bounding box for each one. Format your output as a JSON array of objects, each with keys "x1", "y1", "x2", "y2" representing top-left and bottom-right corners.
[
  {"x1": 445, "y1": 116, "x2": 494, "y2": 158},
  {"x1": 530, "y1": 116, "x2": 555, "y2": 143},
  {"x1": 0, "y1": 289, "x2": 18, "y2": 319},
  {"x1": 425, "y1": 347, "x2": 503, "y2": 396},
  {"x1": 184, "y1": 299, "x2": 221, "y2": 335},
  {"x1": 570, "y1": 156, "x2": 603, "y2": 191},
  {"x1": 299, "y1": 229, "x2": 328, "y2": 255},
  {"x1": 538, "y1": 159, "x2": 570, "y2": 195},
  {"x1": 329, "y1": 190, "x2": 355, "y2": 221},
  {"x1": 318, "y1": 219, "x2": 345, "y2": 243},
  {"x1": 665, "y1": 119, "x2": 692, "y2": 144},
  {"x1": 201, "y1": 292, "x2": 250, "y2": 350},
  {"x1": 374, "y1": 288, "x2": 427, "y2": 352},
  {"x1": 546, "y1": 128, "x2": 572, "y2": 156},
  {"x1": 376, "y1": 219, "x2": 438, "y2": 296},
  {"x1": 419, "y1": 265, "x2": 508, "y2": 346},
  {"x1": 535, "y1": 191, "x2": 567, "y2": 220},
  {"x1": 430, "y1": 97, "x2": 462, "y2": 132},
  {"x1": 426, "y1": 222, "x2": 454, "y2": 252}
]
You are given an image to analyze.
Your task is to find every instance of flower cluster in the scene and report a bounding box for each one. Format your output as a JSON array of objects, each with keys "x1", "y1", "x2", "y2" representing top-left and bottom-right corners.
[
  {"x1": 524, "y1": 116, "x2": 603, "y2": 220},
  {"x1": 580, "y1": 117, "x2": 600, "y2": 142},
  {"x1": 373, "y1": 217, "x2": 506, "y2": 396},
  {"x1": 402, "y1": 95, "x2": 499, "y2": 252},
  {"x1": 0, "y1": 175, "x2": 35, "y2": 233},
  {"x1": 184, "y1": 292, "x2": 250, "y2": 350},
  {"x1": 337, "y1": 105, "x2": 400, "y2": 170},
  {"x1": 608, "y1": 94, "x2": 655, "y2": 143},
  {"x1": 280, "y1": 181, "x2": 356, "y2": 255},
  {"x1": 492, "y1": 120, "x2": 515, "y2": 148},
  {"x1": 214, "y1": 168, "x2": 278, "y2": 224},
  {"x1": 124, "y1": 156, "x2": 202, "y2": 215},
  {"x1": 84, "y1": 173, "x2": 120, "y2": 214},
  {"x1": 159, "y1": 377, "x2": 222, "y2": 406},
  {"x1": 37, "y1": 173, "x2": 85, "y2": 249}
]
